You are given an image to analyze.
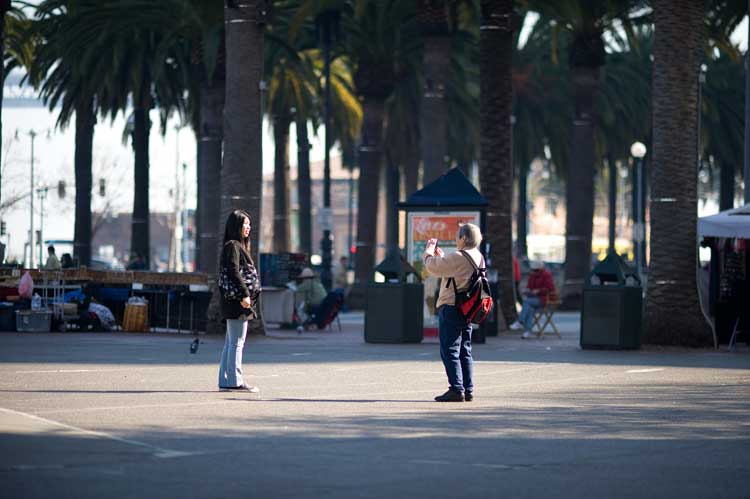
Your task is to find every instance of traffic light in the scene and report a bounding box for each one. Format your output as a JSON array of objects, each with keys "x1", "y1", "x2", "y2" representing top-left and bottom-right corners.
[
  {"x1": 57, "y1": 180, "x2": 66, "y2": 199},
  {"x1": 99, "y1": 178, "x2": 106, "y2": 197},
  {"x1": 0, "y1": 221, "x2": 6, "y2": 236}
]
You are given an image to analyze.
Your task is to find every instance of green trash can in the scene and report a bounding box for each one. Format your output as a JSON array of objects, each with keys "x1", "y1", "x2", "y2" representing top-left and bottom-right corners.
[
  {"x1": 365, "y1": 252, "x2": 423, "y2": 343},
  {"x1": 580, "y1": 252, "x2": 642, "y2": 349}
]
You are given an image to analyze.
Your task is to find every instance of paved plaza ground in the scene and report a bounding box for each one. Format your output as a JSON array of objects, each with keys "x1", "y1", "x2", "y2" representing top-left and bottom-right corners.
[{"x1": 1, "y1": 312, "x2": 749, "y2": 499}]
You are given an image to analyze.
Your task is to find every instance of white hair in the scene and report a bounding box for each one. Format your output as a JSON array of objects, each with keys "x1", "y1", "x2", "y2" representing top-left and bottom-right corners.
[{"x1": 458, "y1": 223, "x2": 482, "y2": 248}]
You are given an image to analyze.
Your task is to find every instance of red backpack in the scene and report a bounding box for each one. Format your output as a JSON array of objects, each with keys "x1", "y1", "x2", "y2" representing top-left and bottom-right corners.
[{"x1": 446, "y1": 250, "x2": 494, "y2": 325}]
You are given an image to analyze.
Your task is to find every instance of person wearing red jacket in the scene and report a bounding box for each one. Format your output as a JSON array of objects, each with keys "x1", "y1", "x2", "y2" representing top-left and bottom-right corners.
[{"x1": 510, "y1": 260, "x2": 556, "y2": 338}]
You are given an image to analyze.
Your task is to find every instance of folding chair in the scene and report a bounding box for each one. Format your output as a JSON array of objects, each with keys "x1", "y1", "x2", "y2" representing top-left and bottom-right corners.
[
  {"x1": 531, "y1": 291, "x2": 561, "y2": 338},
  {"x1": 728, "y1": 308, "x2": 748, "y2": 352}
]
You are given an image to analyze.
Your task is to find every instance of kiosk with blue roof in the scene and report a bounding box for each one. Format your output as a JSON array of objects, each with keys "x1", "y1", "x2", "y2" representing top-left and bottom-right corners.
[{"x1": 398, "y1": 168, "x2": 488, "y2": 338}]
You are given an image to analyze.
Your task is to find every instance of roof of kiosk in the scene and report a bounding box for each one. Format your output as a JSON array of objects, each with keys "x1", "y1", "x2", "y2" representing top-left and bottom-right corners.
[
  {"x1": 698, "y1": 204, "x2": 750, "y2": 239},
  {"x1": 399, "y1": 167, "x2": 488, "y2": 208}
]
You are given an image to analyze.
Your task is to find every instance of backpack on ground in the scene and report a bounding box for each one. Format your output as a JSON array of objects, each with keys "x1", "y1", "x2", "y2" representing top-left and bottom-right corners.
[{"x1": 446, "y1": 250, "x2": 494, "y2": 325}]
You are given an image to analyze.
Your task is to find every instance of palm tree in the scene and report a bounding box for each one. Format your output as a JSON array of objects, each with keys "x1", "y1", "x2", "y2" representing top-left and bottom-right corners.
[
  {"x1": 383, "y1": 34, "x2": 420, "y2": 212},
  {"x1": 35, "y1": 1, "x2": 191, "y2": 269},
  {"x1": 222, "y1": 0, "x2": 266, "y2": 265},
  {"x1": 289, "y1": 0, "x2": 417, "y2": 305},
  {"x1": 591, "y1": 22, "x2": 652, "y2": 258},
  {"x1": 1, "y1": 3, "x2": 33, "y2": 210},
  {"x1": 347, "y1": 1, "x2": 419, "y2": 306},
  {"x1": 701, "y1": 50, "x2": 744, "y2": 211},
  {"x1": 208, "y1": 0, "x2": 266, "y2": 334},
  {"x1": 527, "y1": 0, "x2": 649, "y2": 309},
  {"x1": 479, "y1": 0, "x2": 516, "y2": 328},
  {"x1": 265, "y1": 3, "x2": 330, "y2": 254},
  {"x1": 417, "y1": 0, "x2": 452, "y2": 185},
  {"x1": 287, "y1": 1, "x2": 362, "y2": 257},
  {"x1": 0, "y1": 0, "x2": 13, "y2": 198},
  {"x1": 185, "y1": 0, "x2": 225, "y2": 273},
  {"x1": 512, "y1": 13, "x2": 573, "y2": 259},
  {"x1": 31, "y1": 0, "x2": 100, "y2": 267},
  {"x1": 644, "y1": 0, "x2": 710, "y2": 346},
  {"x1": 194, "y1": 47, "x2": 225, "y2": 273},
  {"x1": 445, "y1": 19, "x2": 480, "y2": 178}
]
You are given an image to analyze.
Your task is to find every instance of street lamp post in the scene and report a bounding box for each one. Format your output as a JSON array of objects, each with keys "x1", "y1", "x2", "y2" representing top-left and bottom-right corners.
[
  {"x1": 37, "y1": 186, "x2": 49, "y2": 267},
  {"x1": 630, "y1": 141, "x2": 647, "y2": 279},
  {"x1": 28, "y1": 130, "x2": 37, "y2": 269},
  {"x1": 316, "y1": 9, "x2": 339, "y2": 290},
  {"x1": 608, "y1": 156, "x2": 617, "y2": 254}
]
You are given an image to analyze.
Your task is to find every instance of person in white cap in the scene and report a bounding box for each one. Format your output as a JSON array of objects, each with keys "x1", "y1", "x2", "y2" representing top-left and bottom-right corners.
[
  {"x1": 509, "y1": 260, "x2": 556, "y2": 338},
  {"x1": 295, "y1": 267, "x2": 327, "y2": 327}
]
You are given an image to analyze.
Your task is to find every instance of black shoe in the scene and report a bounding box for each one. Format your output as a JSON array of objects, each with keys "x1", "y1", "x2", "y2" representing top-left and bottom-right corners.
[
  {"x1": 434, "y1": 389, "x2": 464, "y2": 402},
  {"x1": 464, "y1": 392, "x2": 473, "y2": 402}
]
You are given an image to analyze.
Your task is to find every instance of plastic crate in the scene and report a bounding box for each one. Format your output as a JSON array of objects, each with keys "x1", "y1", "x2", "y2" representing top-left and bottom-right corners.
[{"x1": 15, "y1": 310, "x2": 52, "y2": 333}]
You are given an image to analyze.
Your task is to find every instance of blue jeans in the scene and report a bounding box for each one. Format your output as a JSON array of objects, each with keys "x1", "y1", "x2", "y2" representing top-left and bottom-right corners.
[
  {"x1": 438, "y1": 305, "x2": 473, "y2": 394},
  {"x1": 218, "y1": 319, "x2": 247, "y2": 388},
  {"x1": 518, "y1": 296, "x2": 542, "y2": 330}
]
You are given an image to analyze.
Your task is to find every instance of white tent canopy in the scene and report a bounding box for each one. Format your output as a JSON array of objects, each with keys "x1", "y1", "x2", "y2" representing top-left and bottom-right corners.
[{"x1": 698, "y1": 204, "x2": 750, "y2": 239}]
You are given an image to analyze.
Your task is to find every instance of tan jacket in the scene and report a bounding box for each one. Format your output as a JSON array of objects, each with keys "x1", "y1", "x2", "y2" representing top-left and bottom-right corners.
[{"x1": 423, "y1": 248, "x2": 484, "y2": 309}]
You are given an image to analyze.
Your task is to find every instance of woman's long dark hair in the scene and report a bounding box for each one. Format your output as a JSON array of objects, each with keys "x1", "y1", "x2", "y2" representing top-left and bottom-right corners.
[{"x1": 223, "y1": 210, "x2": 252, "y2": 259}]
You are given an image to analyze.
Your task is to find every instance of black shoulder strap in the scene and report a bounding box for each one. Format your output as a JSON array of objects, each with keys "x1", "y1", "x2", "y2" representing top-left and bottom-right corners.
[{"x1": 459, "y1": 250, "x2": 484, "y2": 271}]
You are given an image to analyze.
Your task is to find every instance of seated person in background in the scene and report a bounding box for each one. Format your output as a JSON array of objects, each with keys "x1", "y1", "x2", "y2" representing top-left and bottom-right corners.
[
  {"x1": 509, "y1": 260, "x2": 556, "y2": 339},
  {"x1": 333, "y1": 256, "x2": 349, "y2": 297},
  {"x1": 71, "y1": 284, "x2": 100, "y2": 331},
  {"x1": 60, "y1": 253, "x2": 75, "y2": 269},
  {"x1": 295, "y1": 267, "x2": 327, "y2": 325},
  {"x1": 333, "y1": 256, "x2": 349, "y2": 295},
  {"x1": 126, "y1": 252, "x2": 148, "y2": 270},
  {"x1": 44, "y1": 245, "x2": 62, "y2": 270}
]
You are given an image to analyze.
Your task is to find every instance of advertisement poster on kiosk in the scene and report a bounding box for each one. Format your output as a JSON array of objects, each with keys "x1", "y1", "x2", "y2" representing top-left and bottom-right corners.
[{"x1": 407, "y1": 211, "x2": 481, "y2": 333}]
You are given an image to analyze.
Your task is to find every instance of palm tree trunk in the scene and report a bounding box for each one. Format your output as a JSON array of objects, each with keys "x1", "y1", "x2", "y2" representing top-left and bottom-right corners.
[
  {"x1": 517, "y1": 159, "x2": 528, "y2": 259},
  {"x1": 417, "y1": 0, "x2": 450, "y2": 185},
  {"x1": 403, "y1": 144, "x2": 420, "y2": 197},
  {"x1": 719, "y1": 161, "x2": 734, "y2": 211},
  {"x1": 560, "y1": 66, "x2": 598, "y2": 309},
  {"x1": 212, "y1": 0, "x2": 265, "y2": 335},
  {"x1": 196, "y1": 81, "x2": 224, "y2": 272},
  {"x1": 223, "y1": 0, "x2": 264, "y2": 262},
  {"x1": 385, "y1": 155, "x2": 400, "y2": 252},
  {"x1": 420, "y1": 36, "x2": 450, "y2": 185},
  {"x1": 273, "y1": 115, "x2": 291, "y2": 253},
  {"x1": 131, "y1": 104, "x2": 151, "y2": 269},
  {"x1": 296, "y1": 118, "x2": 312, "y2": 255},
  {"x1": 349, "y1": 97, "x2": 386, "y2": 309},
  {"x1": 479, "y1": 0, "x2": 516, "y2": 329},
  {"x1": 73, "y1": 101, "x2": 95, "y2": 267},
  {"x1": 645, "y1": 0, "x2": 711, "y2": 346}
]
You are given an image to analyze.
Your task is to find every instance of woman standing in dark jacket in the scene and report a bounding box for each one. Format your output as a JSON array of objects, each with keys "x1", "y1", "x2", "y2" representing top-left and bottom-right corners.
[{"x1": 217, "y1": 210, "x2": 261, "y2": 393}]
